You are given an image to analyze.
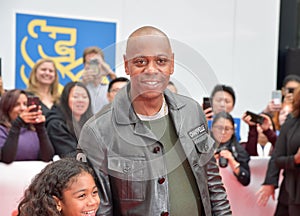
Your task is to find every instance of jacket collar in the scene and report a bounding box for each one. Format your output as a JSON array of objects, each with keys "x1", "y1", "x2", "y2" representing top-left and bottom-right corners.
[{"x1": 113, "y1": 82, "x2": 186, "y2": 125}]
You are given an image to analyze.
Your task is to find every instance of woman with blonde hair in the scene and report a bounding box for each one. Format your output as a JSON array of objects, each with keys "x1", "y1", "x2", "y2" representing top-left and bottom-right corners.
[{"x1": 27, "y1": 58, "x2": 60, "y2": 115}]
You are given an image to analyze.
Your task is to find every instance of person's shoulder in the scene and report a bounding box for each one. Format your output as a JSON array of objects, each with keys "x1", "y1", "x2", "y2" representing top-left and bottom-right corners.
[
  {"x1": 281, "y1": 115, "x2": 298, "y2": 128},
  {"x1": 165, "y1": 89, "x2": 198, "y2": 104},
  {"x1": 45, "y1": 107, "x2": 65, "y2": 125},
  {"x1": 0, "y1": 124, "x2": 8, "y2": 134},
  {"x1": 85, "y1": 103, "x2": 112, "y2": 125}
]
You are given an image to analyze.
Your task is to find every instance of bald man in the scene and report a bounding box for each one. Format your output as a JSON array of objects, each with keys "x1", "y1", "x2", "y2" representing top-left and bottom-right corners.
[{"x1": 78, "y1": 26, "x2": 231, "y2": 216}]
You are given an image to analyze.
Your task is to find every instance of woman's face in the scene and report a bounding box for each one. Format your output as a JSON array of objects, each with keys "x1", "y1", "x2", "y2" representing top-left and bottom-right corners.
[
  {"x1": 57, "y1": 172, "x2": 100, "y2": 216},
  {"x1": 68, "y1": 86, "x2": 90, "y2": 120},
  {"x1": 212, "y1": 117, "x2": 234, "y2": 143},
  {"x1": 212, "y1": 91, "x2": 234, "y2": 114},
  {"x1": 35, "y1": 61, "x2": 56, "y2": 86},
  {"x1": 9, "y1": 93, "x2": 27, "y2": 121}
]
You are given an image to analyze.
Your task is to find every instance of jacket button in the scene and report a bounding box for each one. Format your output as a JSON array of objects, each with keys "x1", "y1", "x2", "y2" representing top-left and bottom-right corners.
[
  {"x1": 153, "y1": 146, "x2": 161, "y2": 153},
  {"x1": 158, "y1": 177, "x2": 165, "y2": 184},
  {"x1": 161, "y1": 211, "x2": 169, "y2": 216},
  {"x1": 204, "y1": 143, "x2": 209, "y2": 151}
]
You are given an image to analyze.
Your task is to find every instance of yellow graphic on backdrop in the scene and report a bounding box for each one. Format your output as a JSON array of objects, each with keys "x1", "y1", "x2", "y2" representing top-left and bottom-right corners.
[{"x1": 20, "y1": 19, "x2": 84, "y2": 91}]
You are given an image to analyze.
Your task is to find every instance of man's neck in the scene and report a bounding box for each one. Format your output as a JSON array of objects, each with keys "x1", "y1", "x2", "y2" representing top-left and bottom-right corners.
[{"x1": 132, "y1": 94, "x2": 164, "y2": 116}]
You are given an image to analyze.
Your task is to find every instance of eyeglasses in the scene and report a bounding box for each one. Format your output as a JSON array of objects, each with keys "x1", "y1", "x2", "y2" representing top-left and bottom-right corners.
[{"x1": 213, "y1": 125, "x2": 234, "y2": 133}]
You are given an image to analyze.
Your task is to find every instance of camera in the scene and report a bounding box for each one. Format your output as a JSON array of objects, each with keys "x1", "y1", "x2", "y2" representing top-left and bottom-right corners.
[
  {"x1": 245, "y1": 110, "x2": 264, "y2": 125},
  {"x1": 89, "y1": 59, "x2": 100, "y2": 75},
  {"x1": 215, "y1": 145, "x2": 228, "y2": 168}
]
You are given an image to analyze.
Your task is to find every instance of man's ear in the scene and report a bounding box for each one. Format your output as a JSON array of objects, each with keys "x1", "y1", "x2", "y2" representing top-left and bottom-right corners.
[
  {"x1": 170, "y1": 53, "x2": 175, "y2": 75},
  {"x1": 52, "y1": 196, "x2": 62, "y2": 212},
  {"x1": 124, "y1": 55, "x2": 130, "y2": 75}
]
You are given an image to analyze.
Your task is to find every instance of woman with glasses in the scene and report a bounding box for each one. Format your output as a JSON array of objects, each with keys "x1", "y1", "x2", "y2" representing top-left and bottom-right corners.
[{"x1": 211, "y1": 111, "x2": 251, "y2": 186}]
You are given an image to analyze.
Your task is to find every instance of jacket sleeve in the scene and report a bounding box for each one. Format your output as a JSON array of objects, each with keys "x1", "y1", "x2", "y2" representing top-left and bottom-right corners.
[
  {"x1": 234, "y1": 143, "x2": 251, "y2": 186},
  {"x1": 273, "y1": 120, "x2": 297, "y2": 170},
  {"x1": 263, "y1": 128, "x2": 277, "y2": 147},
  {"x1": 78, "y1": 122, "x2": 113, "y2": 216},
  {"x1": 46, "y1": 118, "x2": 78, "y2": 158},
  {"x1": 206, "y1": 149, "x2": 232, "y2": 215},
  {"x1": 34, "y1": 122, "x2": 55, "y2": 161},
  {"x1": 0, "y1": 117, "x2": 23, "y2": 163},
  {"x1": 261, "y1": 121, "x2": 289, "y2": 187},
  {"x1": 243, "y1": 126, "x2": 258, "y2": 156}
]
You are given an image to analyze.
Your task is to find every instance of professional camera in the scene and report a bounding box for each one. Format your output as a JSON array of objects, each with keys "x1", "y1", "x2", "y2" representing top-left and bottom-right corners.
[{"x1": 215, "y1": 145, "x2": 228, "y2": 168}]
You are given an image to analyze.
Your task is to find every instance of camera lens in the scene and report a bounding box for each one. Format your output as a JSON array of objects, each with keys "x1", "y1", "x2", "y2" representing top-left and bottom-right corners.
[{"x1": 219, "y1": 156, "x2": 228, "y2": 168}]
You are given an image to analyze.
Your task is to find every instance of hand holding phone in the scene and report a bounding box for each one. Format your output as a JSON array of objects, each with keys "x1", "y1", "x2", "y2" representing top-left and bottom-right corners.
[
  {"x1": 245, "y1": 111, "x2": 264, "y2": 125},
  {"x1": 27, "y1": 96, "x2": 40, "y2": 112},
  {"x1": 272, "y1": 90, "x2": 282, "y2": 105},
  {"x1": 89, "y1": 59, "x2": 100, "y2": 76}
]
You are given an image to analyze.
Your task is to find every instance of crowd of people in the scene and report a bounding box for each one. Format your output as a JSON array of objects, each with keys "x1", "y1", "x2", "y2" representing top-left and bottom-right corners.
[{"x1": 1, "y1": 25, "x2": 300, "y2": 215}]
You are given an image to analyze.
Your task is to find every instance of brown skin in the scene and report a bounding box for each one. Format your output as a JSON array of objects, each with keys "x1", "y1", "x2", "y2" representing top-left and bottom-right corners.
[{"x1": 123, "y1": 27, "x2": 174, "y2": 116}]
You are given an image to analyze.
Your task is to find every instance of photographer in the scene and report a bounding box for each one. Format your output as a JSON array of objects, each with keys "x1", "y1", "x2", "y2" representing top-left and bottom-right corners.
[
  {"x1": 211, "y1": 111, "x2": 251, "y2": 186},
  {"x1": 241, "y1": 112, "x2": 277, "y2": 157}
]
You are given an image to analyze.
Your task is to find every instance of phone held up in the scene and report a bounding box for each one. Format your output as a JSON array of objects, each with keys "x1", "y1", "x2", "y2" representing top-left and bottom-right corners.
[
  {"x1": 202, "y1": 97, "x2": 212, "y2": 110},
  {"x1": 89, "y1": 59, "x2": 100, "y2": 75},
  {"x1": 27, "y1": 96, "x2": 40, "y2": 112},
  {"x1": 272, "y1": 90, "x2": 282, "y2": 105},
  {"x1": 245, "y1": 111, "x2": 264, "y2": 125}
]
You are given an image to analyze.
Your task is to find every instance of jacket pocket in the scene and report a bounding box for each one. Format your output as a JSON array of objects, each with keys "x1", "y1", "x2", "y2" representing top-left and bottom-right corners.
[
  {"x1": 108, "y1": 156, "x2": 146, "y2": 201},
  {"x1": 193, "y1": 134, "x2": 216, "y2": 166},
  {"x1": 193, "y1": 133, "x2": 215, "y2": 153}
]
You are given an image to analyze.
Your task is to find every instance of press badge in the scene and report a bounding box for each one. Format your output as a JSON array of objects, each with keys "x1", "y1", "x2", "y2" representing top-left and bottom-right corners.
[{"x1": 188, "y1": 124, "x2": 207, "y2": 144}]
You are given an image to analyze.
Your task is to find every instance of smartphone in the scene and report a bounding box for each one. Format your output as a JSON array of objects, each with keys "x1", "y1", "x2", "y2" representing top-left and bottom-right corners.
[
  {"x1": 272, "y1": 90, "x2": 282, "y2": 105},
  {"x1": 202, "y1": 97, "x2": 212, "y2": 110},
  {"x1": 245, "y1": 111, "x2": 264, "y2": 125},
  {"x1": 27, "y1": 96, "x2": 40, "y2": 112},
  {"x1": 89, "y1": 59, "x2": 100, "y2": 75}
]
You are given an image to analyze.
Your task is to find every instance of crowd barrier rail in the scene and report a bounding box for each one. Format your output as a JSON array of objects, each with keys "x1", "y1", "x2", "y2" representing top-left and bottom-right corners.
[{"x1": 0, "y1": 157, "x2": 280, "y2": 216}]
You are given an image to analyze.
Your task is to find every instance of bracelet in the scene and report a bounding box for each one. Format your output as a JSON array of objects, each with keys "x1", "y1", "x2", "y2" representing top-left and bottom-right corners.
[{"x1": 234, "y1": 163, "x2": 240, "y2": 170}]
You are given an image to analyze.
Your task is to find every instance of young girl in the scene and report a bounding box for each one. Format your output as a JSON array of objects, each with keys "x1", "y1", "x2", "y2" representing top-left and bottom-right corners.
[{"x1": 17, "y1": 158, "x2": 100, "y2": 216}]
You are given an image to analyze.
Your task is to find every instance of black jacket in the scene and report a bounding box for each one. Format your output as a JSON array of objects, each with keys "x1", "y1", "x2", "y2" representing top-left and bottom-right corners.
[{"x1": 46, "y1": 107, "x2": 77, "y2": 158}]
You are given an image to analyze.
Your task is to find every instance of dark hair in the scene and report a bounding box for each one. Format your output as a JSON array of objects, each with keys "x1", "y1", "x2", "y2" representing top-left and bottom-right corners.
[
  {"x1": 82, "y1": 46, "x2": 104, "y2": 65},
  {"x1": 59, "y1": 81, "x2": 93, "y2": 137},
  {"x1": 292, "y1": 85, "x2": 300, "y2": 118},
  {"x1": 0, "y1": 89, "x2": 28, "y2": 129},
  {"x1": 282, "y1": 74, "x2": 300, "y2": 87},
  {"x1": 212, "y1": 111, "x2": 235, "y2": 128},
  {"x1": 108, "y1": 77, "x2": 129, "y2": 92},
  {"x1": 17, "y1": 158, "x2": 97, "y2": 216},
  {"x1": 211, "y1": 84, "x2": 236, "y2": 106}
]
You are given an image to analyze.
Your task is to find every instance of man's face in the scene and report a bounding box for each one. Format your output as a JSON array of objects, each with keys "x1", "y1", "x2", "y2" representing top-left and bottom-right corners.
[
  {"x1": 124, "y1": 35, "x2": 174, "y2": 100},
  {"x1": 107, "y1": 81, "x2": 128, "y2": 103},
  {"x1": 212, "y1": 91, "x2": 234, "y2": 114},
  {"x1": 84, "y1": 53, "x2": 103, "y2": 71}
]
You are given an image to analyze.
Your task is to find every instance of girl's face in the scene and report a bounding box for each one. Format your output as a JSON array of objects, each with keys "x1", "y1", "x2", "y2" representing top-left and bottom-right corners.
[
  {"x1": 58, "y1": 172, "x2": 100, "y2": 216},
  {"x1": 212, "y1": 117, "x2": 234, "y2": 144},
  {"x1": 9, "y1": 93, "x2": 27, "y2": 121},
  {"x1": 35, "y1": 62, "x2": 56, "y2": 86},
  {"x1": 68, "y1": 86, "x2": 90, "y2": 120}
]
